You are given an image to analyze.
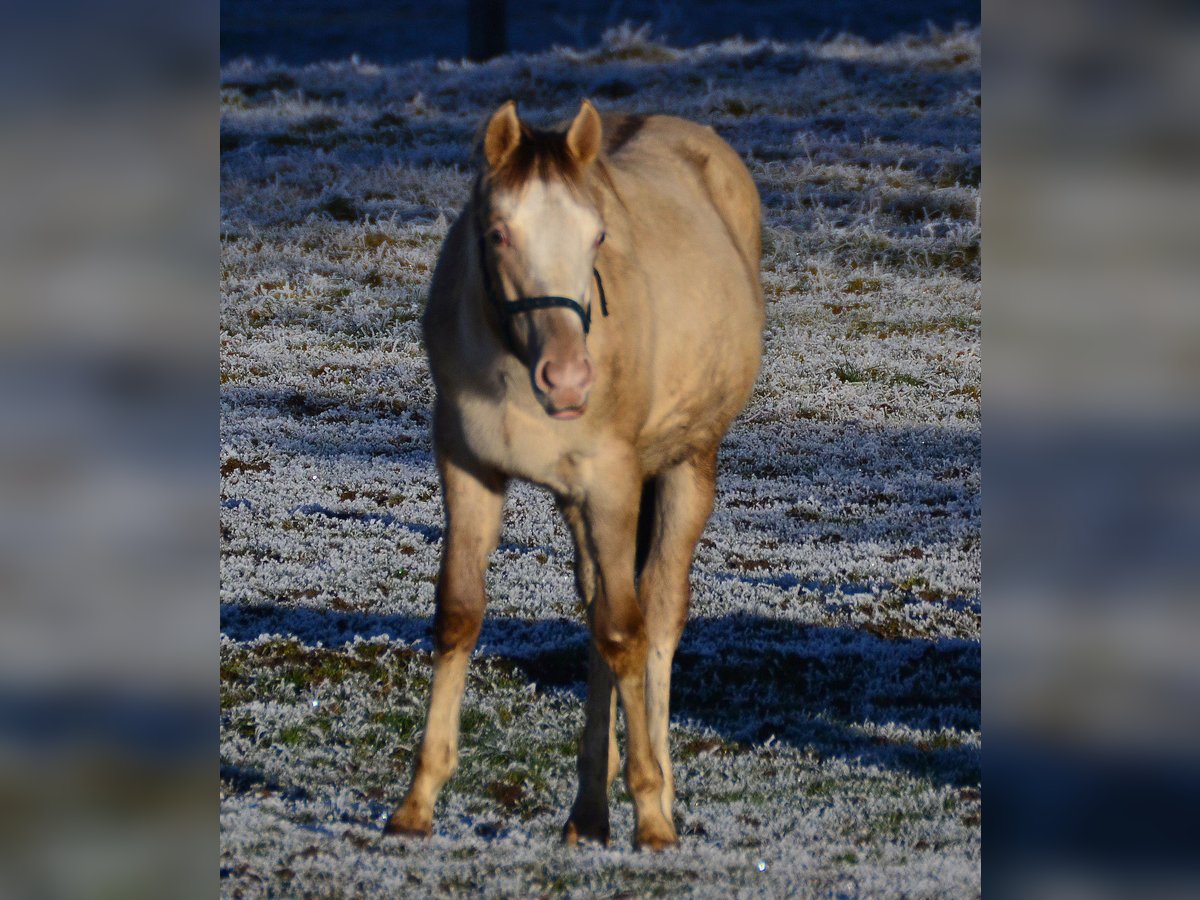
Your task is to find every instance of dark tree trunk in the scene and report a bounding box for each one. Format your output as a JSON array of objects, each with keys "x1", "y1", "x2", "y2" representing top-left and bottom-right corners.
[{"x1": 468, "y1": 0, "x2": 507, "y2": 61}]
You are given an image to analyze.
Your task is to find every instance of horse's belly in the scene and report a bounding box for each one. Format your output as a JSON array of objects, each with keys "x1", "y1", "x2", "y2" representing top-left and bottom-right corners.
[
  {"x1": 638, "y1": 311, "x2": 761, "y2": 472},
  {"x1": 638, "y1": 387, "x2": 742, "y2": 472}
]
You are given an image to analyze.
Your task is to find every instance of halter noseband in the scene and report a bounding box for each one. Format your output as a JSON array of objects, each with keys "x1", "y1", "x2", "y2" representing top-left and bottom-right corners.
[{"x1": 476, "y1": 229, "x2": 609, "y2": 340}]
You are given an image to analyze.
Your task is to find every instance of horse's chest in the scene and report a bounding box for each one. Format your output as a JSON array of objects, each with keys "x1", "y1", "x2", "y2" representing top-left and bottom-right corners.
[{"x1": 457, "y1": 393, "x2": 589, "y2": 496}]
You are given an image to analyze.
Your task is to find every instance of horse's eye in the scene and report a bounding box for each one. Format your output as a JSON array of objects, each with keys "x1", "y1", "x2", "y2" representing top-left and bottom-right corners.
[
  {"x1": 489, "y1": 227, "x2": 508, "y2": 247},
  {"x1": 596, "y1": 231, "x2": 606, "y2": 247}
]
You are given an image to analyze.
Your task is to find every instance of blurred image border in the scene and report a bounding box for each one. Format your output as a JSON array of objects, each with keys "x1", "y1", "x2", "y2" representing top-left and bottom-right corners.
[{"x1": 2, "y1": 0, "x2": 1197, "y2": 894}]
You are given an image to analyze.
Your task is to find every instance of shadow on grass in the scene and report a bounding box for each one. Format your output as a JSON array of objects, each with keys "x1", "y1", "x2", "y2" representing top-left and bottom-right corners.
[
  {"x1": 221, "y1": 382, "x2": 980, "y2": 557},
  {"x1": 221, "y1": 601, "x2": 979, "y2": 788},
  {"x1": 221, "y1": 381, "x2": 980, "y2": 789}
]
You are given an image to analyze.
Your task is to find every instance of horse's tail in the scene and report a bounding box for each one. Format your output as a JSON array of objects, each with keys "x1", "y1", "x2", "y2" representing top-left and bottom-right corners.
[{"x1": 635, "y1": 476, "x2": 658, "y2": 581}]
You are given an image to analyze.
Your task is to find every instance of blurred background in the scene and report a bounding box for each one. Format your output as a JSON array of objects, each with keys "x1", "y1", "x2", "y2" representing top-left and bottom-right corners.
[
  {"x1": 987, "y1": 2, "x2": 1200, "y2": 895},
  {"x1": 221, "y1": 0, "x2": 978, "y2": 64},
  {"x1": 5, "y1": 0, "x2": 1200, "y2": 896}
]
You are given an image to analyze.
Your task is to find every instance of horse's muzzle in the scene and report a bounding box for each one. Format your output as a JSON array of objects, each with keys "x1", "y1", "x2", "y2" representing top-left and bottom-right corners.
[{"x1": 533, "y1": 352, "x2": 594, "y2": 418}]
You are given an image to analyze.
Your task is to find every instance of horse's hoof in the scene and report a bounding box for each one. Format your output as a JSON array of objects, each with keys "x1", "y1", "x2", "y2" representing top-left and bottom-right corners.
[
  {"x1": 563, "y1": 817, "x2": 609, "y2": 847},
  {"x1": 383, "y1": 807, "x2": 432, "y2": 838},
  {"x1": 634, "y1": 822, "x2": 679, "y2": 852}
]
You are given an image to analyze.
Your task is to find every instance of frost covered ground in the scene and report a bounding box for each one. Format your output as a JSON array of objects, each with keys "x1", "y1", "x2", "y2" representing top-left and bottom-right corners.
[{"x1": 220, "y1": 24, "x2": 981, "y2": 897}]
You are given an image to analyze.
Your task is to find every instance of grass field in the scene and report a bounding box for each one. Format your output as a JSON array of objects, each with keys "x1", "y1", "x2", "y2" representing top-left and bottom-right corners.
[{"x1": 220, "y1": 23, "x2": 980, "y2": 896}]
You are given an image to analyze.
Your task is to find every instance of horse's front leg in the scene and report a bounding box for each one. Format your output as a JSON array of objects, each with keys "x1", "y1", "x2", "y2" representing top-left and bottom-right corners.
[
  {"x1": 583, "y1": 458, "x2": 677, "y2": 851},
  {"x1": 640, "y1": 449, "x2": 717, "y2": 826},
  {"x1": 385, "y1": 454, "x2": 504, "y2": 837}
]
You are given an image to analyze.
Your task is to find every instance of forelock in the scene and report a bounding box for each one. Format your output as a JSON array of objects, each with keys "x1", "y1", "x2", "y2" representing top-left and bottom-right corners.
[{"x1": 487, "y1": 124, "x2": 582, "y2": 193}]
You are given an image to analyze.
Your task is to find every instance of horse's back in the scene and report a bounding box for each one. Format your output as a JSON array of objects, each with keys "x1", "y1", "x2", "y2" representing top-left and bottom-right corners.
[{"x1": 602, "y1": 113, "x2": 761, "y2": 290}]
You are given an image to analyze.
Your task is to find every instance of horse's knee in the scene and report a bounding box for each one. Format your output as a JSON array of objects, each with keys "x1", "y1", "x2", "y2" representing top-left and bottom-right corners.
[
  {"x1": 432, "y1": 596, "x2": 483, "y2": 655},
  {"x1": 593, "y1": 615, "x2": 648, "y2": 678},
  {"x1": 648, "y1": 604, "x2": 687, "y2": 651}
]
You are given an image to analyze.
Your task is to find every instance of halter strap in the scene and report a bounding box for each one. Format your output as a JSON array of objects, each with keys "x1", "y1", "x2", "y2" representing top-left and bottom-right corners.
[
  {"x1": 499, "y1": 293, "x2": 595, "y2": 331},
  {"x1": 476, "y1": 229, "x2": 609, "y2": 338}
]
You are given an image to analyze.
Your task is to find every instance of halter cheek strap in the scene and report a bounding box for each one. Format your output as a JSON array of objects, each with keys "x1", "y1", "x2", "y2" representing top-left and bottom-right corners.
[{"x1": 476, "y1": 230, "x2": 609, "y2": 338}]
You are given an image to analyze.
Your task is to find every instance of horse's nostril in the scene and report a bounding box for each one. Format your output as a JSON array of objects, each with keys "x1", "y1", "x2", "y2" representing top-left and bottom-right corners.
[{"x1": 537, "y1": 356, "x2": 593, "y2": 397}]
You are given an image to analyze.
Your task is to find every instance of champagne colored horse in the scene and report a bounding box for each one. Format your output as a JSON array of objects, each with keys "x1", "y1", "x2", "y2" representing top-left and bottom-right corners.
[{"x1": 385, "y1": 99, "x2": 763, "y2": 850}]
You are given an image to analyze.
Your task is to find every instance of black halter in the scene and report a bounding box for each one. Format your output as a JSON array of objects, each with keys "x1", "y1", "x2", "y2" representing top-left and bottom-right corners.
[{"x1": 476, "y1": 229, "x2": 609, "y2": 339}]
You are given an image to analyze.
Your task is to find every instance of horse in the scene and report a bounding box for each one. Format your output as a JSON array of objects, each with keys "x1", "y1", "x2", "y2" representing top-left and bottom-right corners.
[{"x1": 385, "y1": 99, "x2": 763, "y2": 850}]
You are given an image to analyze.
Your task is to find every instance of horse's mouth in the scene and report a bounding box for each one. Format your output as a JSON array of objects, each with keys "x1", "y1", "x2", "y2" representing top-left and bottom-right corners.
[{"x1": 549, "y1": 402, "x2": 587, "y2": 420}]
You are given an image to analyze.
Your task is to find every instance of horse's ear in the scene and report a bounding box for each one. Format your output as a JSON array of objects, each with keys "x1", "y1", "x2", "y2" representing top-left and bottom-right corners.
[
  {"x1": 484, "y1": 100, "x2": 521, "y2": 170},
  {"x1": 566, "y1": 99, "x2": 602, "y2": 168}
]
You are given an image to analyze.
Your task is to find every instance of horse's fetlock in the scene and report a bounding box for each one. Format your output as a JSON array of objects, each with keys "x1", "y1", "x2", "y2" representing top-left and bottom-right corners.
[
  {"x1": 628, "y1": 765, "x2": 664, "y2": 798},
  {"x1": 418, "y1": 746, "x2": 457, "y2": 785}
]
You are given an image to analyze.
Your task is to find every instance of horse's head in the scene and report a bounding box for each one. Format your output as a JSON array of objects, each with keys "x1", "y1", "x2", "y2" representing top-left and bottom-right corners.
[{"x1": 475, "y1": 100, "x2": 605, "y2": 420}]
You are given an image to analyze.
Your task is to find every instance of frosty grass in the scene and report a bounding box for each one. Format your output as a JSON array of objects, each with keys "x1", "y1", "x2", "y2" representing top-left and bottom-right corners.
[{"x1": 221, "y1": 23, "x2": 980, "y2": 897}]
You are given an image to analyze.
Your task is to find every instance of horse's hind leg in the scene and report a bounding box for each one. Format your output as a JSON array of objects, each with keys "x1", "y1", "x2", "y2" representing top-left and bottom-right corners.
[
  {"x1": 640, "y1": 449, "x2": 717, "y2": 825},
  {"x1": 560, "y1": 502, "x2": 619, "y2": 846},
  {"x1": 563, "y1": 641, "x2": 618, "y2": 845},
  {"x1": 385, "y1": 454, "x2": 504, "y2": 837}
]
